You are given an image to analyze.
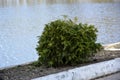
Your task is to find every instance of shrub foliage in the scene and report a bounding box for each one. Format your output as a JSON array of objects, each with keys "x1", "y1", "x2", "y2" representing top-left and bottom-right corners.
[{"x1": 36, "y1": 18, "x2": 102, "y2": 67}]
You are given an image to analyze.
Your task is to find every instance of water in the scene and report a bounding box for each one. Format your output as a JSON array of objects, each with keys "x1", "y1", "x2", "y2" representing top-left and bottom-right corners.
[{"x1": 0, "y1": 0, "x2": 120, "y2": 68}]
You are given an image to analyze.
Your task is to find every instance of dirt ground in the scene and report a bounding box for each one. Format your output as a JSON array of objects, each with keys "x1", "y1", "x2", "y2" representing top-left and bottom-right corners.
[{"x1": 0, "y1": 50, "x2": 120, "y2": 80}]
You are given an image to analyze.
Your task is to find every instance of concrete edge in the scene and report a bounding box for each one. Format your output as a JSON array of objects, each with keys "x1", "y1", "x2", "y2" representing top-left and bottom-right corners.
[
  {"x1": 103, "y1": 42, "x2": 120, "y2": 47},
  {"x1": 32, "y1": 58, "x2": 120, "y2": 80},
  {"x1": 104, "y1": 49, "x2": 120, "y2": 51},
  {"x1": 103, "y1": 42, "x2": 120, "y2": 51}
]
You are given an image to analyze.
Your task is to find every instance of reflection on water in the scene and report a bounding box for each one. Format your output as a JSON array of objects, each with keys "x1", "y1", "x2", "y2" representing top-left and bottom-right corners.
[
  {"x1": 0, "y1": 0, "x2": 120, "y2": 68},
  {"x1": 0, "y1": 0, "x2": 120, "y2": 7}
]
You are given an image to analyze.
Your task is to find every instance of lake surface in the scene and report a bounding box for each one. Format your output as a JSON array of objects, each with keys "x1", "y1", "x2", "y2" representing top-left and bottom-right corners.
[{"x1": 0, "y1": 0, "x2": 120, "y2": 68}]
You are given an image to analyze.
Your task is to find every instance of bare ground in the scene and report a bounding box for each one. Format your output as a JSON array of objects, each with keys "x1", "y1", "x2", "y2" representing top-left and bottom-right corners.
[{"x1": 0, "y1": 50, "x2": 120, "y2": 80}]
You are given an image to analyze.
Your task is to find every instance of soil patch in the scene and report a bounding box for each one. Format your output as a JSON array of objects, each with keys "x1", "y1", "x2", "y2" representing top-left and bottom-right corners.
[{"x1": 0, "y1": 50, "x2": 120, "y2": 80}]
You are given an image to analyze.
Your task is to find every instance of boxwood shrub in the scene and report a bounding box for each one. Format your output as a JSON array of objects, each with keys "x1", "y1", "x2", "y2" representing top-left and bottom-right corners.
[{"x1": 36, "y1": 18, "x2": 102, "y2": 67}]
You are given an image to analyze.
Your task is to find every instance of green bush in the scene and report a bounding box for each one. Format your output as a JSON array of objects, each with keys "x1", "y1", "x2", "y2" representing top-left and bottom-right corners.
[{"x1": 36, "y1": 18, "x2": 102, "y2": 67}]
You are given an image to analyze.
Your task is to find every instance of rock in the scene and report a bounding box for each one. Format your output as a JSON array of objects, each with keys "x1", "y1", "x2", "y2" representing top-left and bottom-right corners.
[{"x1": 0, "y1": 77, "x2": 3, "y2": 80}]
